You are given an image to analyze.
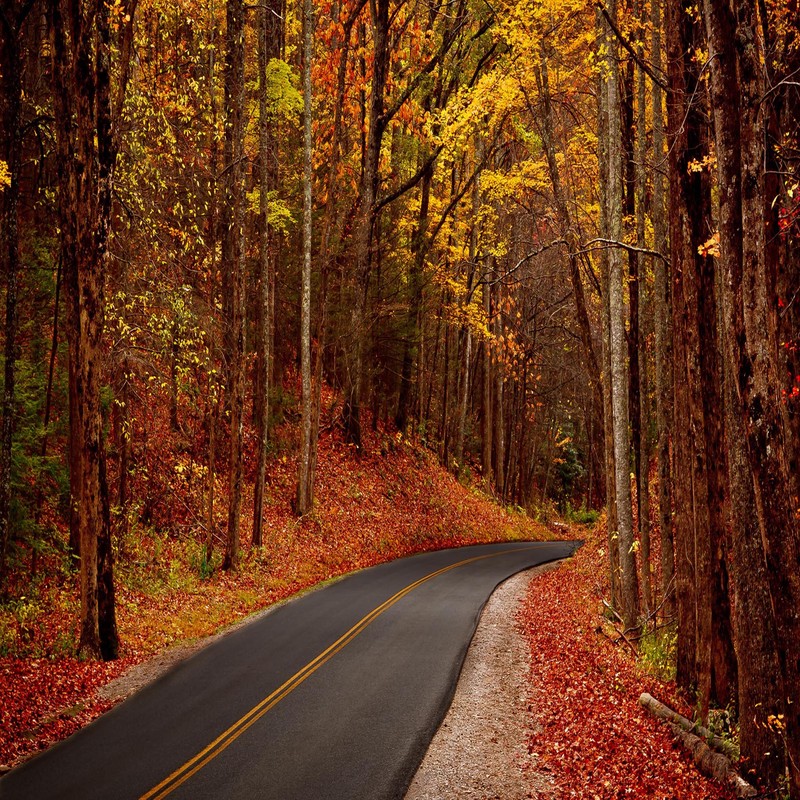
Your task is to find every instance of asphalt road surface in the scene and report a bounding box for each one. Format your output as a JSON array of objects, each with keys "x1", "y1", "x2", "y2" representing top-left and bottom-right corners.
[{"x1": 1, "y1": 539, "x2": 578, "y2": 800}]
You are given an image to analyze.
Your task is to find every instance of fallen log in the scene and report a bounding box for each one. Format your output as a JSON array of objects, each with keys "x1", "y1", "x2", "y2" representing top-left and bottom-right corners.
[
  {"x1": 638, "y1": 693, "x2": 737, "y2": 759},
  {"x1": 639, "y1": 693, "x2": 756, "y2": 798}
]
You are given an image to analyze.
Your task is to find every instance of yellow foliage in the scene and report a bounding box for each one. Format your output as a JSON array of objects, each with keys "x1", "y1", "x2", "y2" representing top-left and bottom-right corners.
[{"x1": 698, "y1": 231, "x2": 720, "y2": 258}]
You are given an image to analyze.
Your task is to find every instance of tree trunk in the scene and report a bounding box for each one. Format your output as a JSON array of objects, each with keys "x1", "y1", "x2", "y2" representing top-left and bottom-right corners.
[
  {"x1": 730, "y1": 2, "x2": 800, "y2": 790},
  {"x1": 634, "y1": 5, "x2": 652, "y2": 615},
  {"x1": 222, "y1": 0, "x2": 246, "y2": 570},
  {"x1": 296, "y1": 0, "x2": 313, "y2": 515},
  {"x1": 342, "y1": 0, "x2": 389, "y2": 449},
  {"x1": 702, "y1": 2, "x2": 789, "y2": 789},
  {"x1": 623, "y1": 51, "x2": 643, "y2": 622},
  {"x1": 481, "y1": 276, "x2": 493, "y2": 485},
  {"x1": 49, "y1": 0, "x2": 128, "y2": 659},
  {"x1": 650, "y1": 0, "x2": 674, "y2": 622},
  {"x1": 396, "y1": 158, "x2": 432, "y2": 436},
  {"x1": 454, "y1": 144, "x2": 481, "y2": 471},
  {"x1": 493, "y1": 289, "x2": 505, "y2": 498},
  {"x1": 0, "y1": 5, "x2": 25, "y2": 582},
  {"x1": 597, "y1": 12, "x2": 619, "y2": 607},
  {"x1": 252, "y1": 0, "x2": 281, "y2": 544},
  {"x1": 605, "y1": 0, "x2": 639, "y2": 633},
  {"x1": 665, "y1": 0, "x2": 701, "y2": 690}
]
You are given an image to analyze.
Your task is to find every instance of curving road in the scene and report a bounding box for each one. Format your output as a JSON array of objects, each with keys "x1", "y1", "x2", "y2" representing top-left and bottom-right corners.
[{"x1": 1, "y1": 540, "x2": 578, "y2": 800}]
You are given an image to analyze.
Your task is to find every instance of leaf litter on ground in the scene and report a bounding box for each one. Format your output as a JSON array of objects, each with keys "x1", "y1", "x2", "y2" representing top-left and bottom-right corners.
[{"x1": 518, "y1": 521, "x2": 735, "y2": 799}]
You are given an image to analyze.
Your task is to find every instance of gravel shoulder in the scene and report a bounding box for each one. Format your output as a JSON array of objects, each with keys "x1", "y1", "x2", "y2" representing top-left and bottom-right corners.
[{"x1": 405, "y1": 563, "x2": 561, "y2": 800}]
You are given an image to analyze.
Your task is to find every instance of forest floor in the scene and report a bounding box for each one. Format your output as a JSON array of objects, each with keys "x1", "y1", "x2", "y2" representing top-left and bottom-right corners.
[
  {"x1": 518, "y1": 523, "x2": 736, "y2": 799},
  {"x1": 1, "y1": 426, "x2": 735, "y2": 798}
]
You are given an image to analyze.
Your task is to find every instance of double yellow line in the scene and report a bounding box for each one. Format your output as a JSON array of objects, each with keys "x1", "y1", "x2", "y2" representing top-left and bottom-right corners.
[{"x1": 141, "y1": 545, "x2": 536, "y2": 799}]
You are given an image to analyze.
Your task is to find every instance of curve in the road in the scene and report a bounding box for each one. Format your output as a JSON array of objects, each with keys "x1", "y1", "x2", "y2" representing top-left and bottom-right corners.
[{"x1": 1, "y1": 539, "x2": 579, "y2": 800}]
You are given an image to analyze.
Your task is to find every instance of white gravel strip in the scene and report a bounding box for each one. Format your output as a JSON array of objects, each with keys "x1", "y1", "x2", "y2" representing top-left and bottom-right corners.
[{"x1": 405, "y1": 563, "x2": 561, "y2": 800}]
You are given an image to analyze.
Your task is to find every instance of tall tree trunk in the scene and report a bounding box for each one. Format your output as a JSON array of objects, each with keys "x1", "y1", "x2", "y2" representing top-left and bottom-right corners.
[
  {"x1": 205, "y1": 0, "x2": 220, "y2": 563},
  {"x1": 665, "y1": 0, "x2": 702, "y2": 690},
  {"x1": 703, "y1": 10, "x2": 787, "y2": 779},
  {"x1": 697, "y1": 205, "x2": 737, "y2": 712},
  {"x1": 396, "y1": 157, "x2": 432, "y2": 436},
  {"x1": 605, "y1": 0, "x2": 640, "y2": 633},
  {"x1": 650, "y1": 0, "x2": 674, "y2": 622},
  {"x1": 222, "y1": 0, "x2": 246, "y2": 570},
  {"x1": 0, "y1": 4, "x2": 26, "y2": 582},
  {"x1": 731, "y1": 2, "x2": 800, "y2": 790},
  {"x1": 454, "y1": 143, "x2": 481, "y2": 471},
  {"x1": 623, "y1": 52, "x2": 644, "y2": 623},
  {"x1": 49, "y1": 0, "x2": 131, "y2": 659},
  {"x1": 676, "y1": 58, "x2": 717, "y2": 714},
  {"x1": 481, "y1": 275, "x2": 493, "y2": 485},
  {"x1": 634, "y1": 4, "x2": 652, "y2": 616},
  {"x1": 597, "y1": 10, "x2": 619, "y2": 607},
  {"x1": 493, "y1": 287, "x2": 505, "y2": 498},
  {"x1": 342, "y1": 0, "x2": 389, "y2": 448},
  {"x1": 296, "y1": 0, "x2": 313, "y2": 515},
  {"x1": 252, "y1": 0, "x2": 281, "y2": 544},
  {"x1": 454, "y1": 329, "x2": 472, "y2": 470}
]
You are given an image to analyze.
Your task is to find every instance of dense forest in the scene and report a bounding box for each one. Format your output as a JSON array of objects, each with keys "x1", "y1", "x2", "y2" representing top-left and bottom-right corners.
[{"x1": 1, "y1": 0, "x2": 799, "y2": 794}]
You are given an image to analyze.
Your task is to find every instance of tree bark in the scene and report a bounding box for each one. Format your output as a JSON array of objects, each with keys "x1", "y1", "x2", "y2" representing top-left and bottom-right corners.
[
  {"x1": 396, "y1": 155, "x2": 432, "y2": 437},
  {"x1": 481, "y1": 275, "x2": 493, "y2": 485},
  {"x1": 252, "y1": 0, "x2": 282, "y2": 545},
  {"x1": 705, "y1": 1, "x2": 800, "y2": 790},
  {"x1": 633, "y1": 0, "x2": 651, "y2": 616},
  {"x1": 597, "y1": 11, "x2": 619, "y2": 607},
  {"x1": 623, "y1": 50, "x2": 643, "y2": 622},
  {"x1": 0, "y1": 2, "x2": 27, "y2": 582},
  {"x1": 493, "y1": 289, "x2": 505, "y2": 498},
  {"x1": 454, "y1": 142, "x2": 481, "y2": 471},
  {"x1": 605, "y1": 0, "x2": 640, "y2": 632},
  {"x1": 638, "y1": 693, "x2": 739, "y2": 760},
  {"x1": 665, "y1": 0, "x2": 700, "y2": 690},
  {"x1": 222, "y1": 0, "x2": 246, "y2": 570},
  {"x1": 296, "y1": 0, "x2": 313, "y2": 515},
  {"x1": 650, "y1": 0, "x2": 674, "y2": 623},
  {"x1": 342, "y1": 0, "x2": 389, "y2": 448},
  {"x1": 702, "y1": 0, "x2": 789, "y2": 789}
]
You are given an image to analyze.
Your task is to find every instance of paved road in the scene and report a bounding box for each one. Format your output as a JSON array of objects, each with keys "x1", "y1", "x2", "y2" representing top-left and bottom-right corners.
[{"x1": 1, "y1": 540, "x2": 578, "y2": 800}]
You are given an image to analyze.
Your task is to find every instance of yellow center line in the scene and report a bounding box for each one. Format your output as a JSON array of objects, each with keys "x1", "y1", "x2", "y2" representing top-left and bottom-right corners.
[{"x1": 140, "y1": 544, "x2": 539, "y2": 800}]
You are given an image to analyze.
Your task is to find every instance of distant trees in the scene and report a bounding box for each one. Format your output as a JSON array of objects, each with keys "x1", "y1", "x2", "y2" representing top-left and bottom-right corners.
[{"x1": 0, "y1": 0, "x2": 613, "y2": 630}]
